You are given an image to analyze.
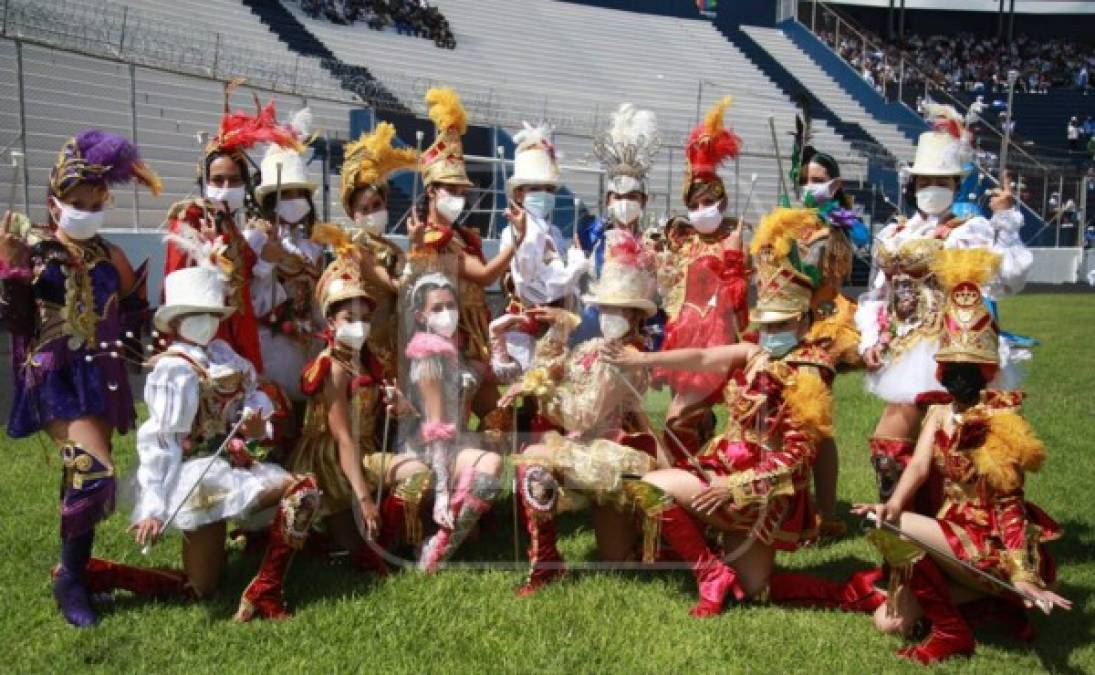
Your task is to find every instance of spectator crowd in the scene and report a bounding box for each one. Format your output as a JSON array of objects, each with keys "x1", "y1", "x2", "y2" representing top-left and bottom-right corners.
[
  {"x1": 817, "y1": 27, "x2": 1095, "y2": 97},
  {"x1": 300, "y1": 0, "x2": 456, "y2": 49}
]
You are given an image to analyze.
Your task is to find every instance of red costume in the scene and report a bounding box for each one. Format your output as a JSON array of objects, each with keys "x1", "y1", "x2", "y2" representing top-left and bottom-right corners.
[{"x1": 163, "y1": 202, "x2": 263, "y2": 370}]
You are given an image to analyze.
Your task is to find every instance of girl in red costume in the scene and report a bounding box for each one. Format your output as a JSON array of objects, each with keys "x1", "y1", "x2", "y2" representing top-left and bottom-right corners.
[
  {"x1": 854, "y1": 248, "x2": 1068, "y2": 664},
  {"x1": 656, "y1": 96, "x2": 749, "y2": 464},
  {"x1": 162, "y1": 81, "x2": 302, "y2": 371}
]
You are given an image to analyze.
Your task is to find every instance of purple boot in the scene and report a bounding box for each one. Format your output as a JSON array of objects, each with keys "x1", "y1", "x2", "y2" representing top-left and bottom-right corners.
[{"x1": 54, "y1": 443, "x2": 116, "y2": 628}]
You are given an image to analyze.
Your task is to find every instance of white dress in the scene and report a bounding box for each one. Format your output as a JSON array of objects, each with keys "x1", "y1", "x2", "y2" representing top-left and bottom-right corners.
[
  {"x1": 131, "y1": 340, "x2": 288, "y2": 532},
  {"x1": 855, "y1": 207, "x2": 1032, "y2": 403},
  {"x1": 243, "y1": 225, "x2": 325, "y2": 401}
]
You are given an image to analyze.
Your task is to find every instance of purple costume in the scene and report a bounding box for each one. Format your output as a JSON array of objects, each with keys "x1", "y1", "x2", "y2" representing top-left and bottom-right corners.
[
  {"x1": 1, "y1": 130, "x2": 159, "y2": 628},
  {"x1": 7, "y1": 236, "x2": 146, "y2": 438}
]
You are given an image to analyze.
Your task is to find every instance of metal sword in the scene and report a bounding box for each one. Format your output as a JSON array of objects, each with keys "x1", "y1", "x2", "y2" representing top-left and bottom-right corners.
[{"x1": 864, "y1": 512, "x2": 1053, "y2": 614}]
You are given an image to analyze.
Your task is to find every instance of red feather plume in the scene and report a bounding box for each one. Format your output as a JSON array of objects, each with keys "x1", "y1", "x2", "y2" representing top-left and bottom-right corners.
[
  {"x1": 215, "y1": 100, "x2": 303, "y2": 155},
  {"x1": 685, "y1": 96, "x2": 742, "y2": 177}
]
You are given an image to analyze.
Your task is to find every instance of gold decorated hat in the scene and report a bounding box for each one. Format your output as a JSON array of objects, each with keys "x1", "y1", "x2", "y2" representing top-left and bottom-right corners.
[
  {"x1": 311, "y1": 223, "x2": 376, "y2": 316},
  {"x1": 932, "y1": 248, "x2": 1000, "y2": 365},
  {"x1": 340, "y1": 121, "x2": 418, "y2": 217},
  {"x1": 420, "y1": 87, "x2": 473, "y2": 188},
  {"x1": 749, "y1": 207, "x2": 818, "y2": 324}
]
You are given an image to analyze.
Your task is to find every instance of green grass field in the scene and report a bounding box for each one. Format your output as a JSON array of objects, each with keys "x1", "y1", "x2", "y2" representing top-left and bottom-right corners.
[{"x1": 2, "y1": 293, "x2": 1093, "y2": 673}]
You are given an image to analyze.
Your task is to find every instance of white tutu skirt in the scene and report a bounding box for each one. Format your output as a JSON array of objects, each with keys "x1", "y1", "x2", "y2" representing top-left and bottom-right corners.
[
  {"x1": 258, "y1": 326, "x2": 317, "y2": 402},
  {"x1": 992, "y1": 339, "x2": 1029, "y2": 391},
  {"x1": 157, "y1": 457, "x2": 289, "y2": 532},
  {"x1": 864, "y1": 338, "x2": 945, "y2": 404}
]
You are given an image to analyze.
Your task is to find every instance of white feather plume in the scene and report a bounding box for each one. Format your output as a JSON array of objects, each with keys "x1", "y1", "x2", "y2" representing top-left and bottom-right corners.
[
  {"x1": 513, "y1": 121, "x2": 555, "y2": 149},
  {"x1": 162, "y1": 223, "x2": 228, "y2": 276},
  {"x1": 288, "y1": 107, "x2": 313, "y2": 139},
  {"x1": 608, "y1": 104, "x2": 658, "y2": 149}
]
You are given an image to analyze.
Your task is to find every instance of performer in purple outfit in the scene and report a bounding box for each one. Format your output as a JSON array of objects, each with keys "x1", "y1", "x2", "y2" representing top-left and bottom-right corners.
[{"x1": 0, "y1": 130, "x2": 160, "y2": 627}]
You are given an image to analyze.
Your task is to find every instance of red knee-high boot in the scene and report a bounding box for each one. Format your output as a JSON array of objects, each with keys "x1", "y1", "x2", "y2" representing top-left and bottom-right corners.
[
  {"x1": 82, "y1": 558, "x2": 191, "y2": 599},
  {"x1": 897, "y1": 556, "x2": 975, "y2": 664},
  {"x1": 515, "y1": 464, "x2": 565, "y2": 596},
  {"x1": 768, "y1": 568, "x2": 885, "y2": 613},
  {"x1": 235, "y1": 476, "x2": 320, "y2": 622},
  {"x1": 659, "y1": 504, "x2": 743, "y2": 618}
]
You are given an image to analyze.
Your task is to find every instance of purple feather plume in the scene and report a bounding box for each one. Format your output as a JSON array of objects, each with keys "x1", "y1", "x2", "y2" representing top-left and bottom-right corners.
[{"x1": 75, "y1": 129, "x2": 142, "y2": 185}]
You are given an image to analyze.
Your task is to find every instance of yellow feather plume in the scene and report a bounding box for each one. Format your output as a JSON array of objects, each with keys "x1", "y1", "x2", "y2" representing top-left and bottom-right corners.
[
  {"x1": 972, "y1": 410, "x2": 1045, "y2": 493},
  {"x1": 784, "y1": 369, "x2": 833, "y2": 441},
  {"x1": 931, "y1": 248, "x2": 1001, "y2": 292},
  {"x1": 342, "y1": 122, "x2": 417, "y2": 185},
  {"x1": 340, "y1": 122, "x2": 418, "y2": 213},
  {"x1": 750, "y1": 207, "x2": 818, "y2": 258},
  {"x1": 426, "y1": 87, "x2": 468, "y2": 135},
  {"x1": 310, "y1": 222, "x2": 354, "y2": 256},
  {"x1": 704, "y1": 96, "x2": 733, "y2": 136},
  {"x1": 804, "y1": 295, "x2": 862, "y2": 366}
]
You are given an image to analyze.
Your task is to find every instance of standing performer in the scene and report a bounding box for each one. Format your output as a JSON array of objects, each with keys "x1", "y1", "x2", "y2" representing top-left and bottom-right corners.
[
  {"x1": 795, "y1": 145, "x2": 871, "y2": 538},
  {"x1": 339, "y1": 121, "x2": 418, "y2": 382},
  {"x1": 410, "y1": 88, "x2": 524, "y2": 421},
  {"x1": 245, "y1": 108, "x2": 324, "y2": 403},
  {"x1": 853, "y1": 248, "x2": 1068, "y2": 664},
  {"x1": 573, "y1": 103, "x2": 661, "y2": 345},
  {"x1": 603, "y1": 209, "x2": 851, "y2": 617},
  {"x1": 856, "y1": 104, "x2": 1031, "y2": 510},
  {"x1": 402, "y1": 272, "x2": 503, "y2": 572},
  {"x1": 130, "y1": 249, "x2": 320, "y2": 622},
  {"x1": 290, "y1": 225, "x2": 431, "y2": 574},
  {"x1": 655, "y1": 96, "x2": 749, "y2": 466},
  {"x1": 164, "y1": 81, "x2": 302, "y2": 371},
  {"x1": 501, "y1": 121, "x2": 587, "y2": 314},
  {"x1": 0, "y1": 131, "x2": 158, "y2": 627},
  {"x1": 502, "y1": 230, "x2": 664, "y2": 596},
  {"x1": 489, "y1": 122, "x2": 588, "y2": 421}
]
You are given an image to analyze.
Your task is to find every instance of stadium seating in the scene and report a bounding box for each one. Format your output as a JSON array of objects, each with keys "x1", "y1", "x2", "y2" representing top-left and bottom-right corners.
[
  {"x1": 277, "y1": 0, "x2": 868, "y2": 216},
  {"x1": 0, "y1": 36, "x2": 359, "y2": 228},
  {"x1": 741, "y1": 25, "x2": 918, "y2": 163}
]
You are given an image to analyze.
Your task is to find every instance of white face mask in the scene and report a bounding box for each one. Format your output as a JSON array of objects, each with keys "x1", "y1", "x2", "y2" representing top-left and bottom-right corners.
[
  {"x1": 599, "y1": 309, "x2": 631, "y2": 341},
  {"x1": 608, "y1": 199, "x2": 642, "y2": 226},
  {"x1": 335, "y1": 320, "x2": 370, "y2": 350},
  {"x1": 53, "y1": 198, "x2": 104, "y2": 240},
  {"x1": 178, "y1": 314, "x2": 220, "y2": 346},
  {"x1": 276, "y1": 197, "x2": 312, "y2": 225},
  {"x1": 804, "y1": 180, "x2": 834, "y2": 206},
  {"x1": 915, "y1": 186, "x2": 954, "y2": 216},
  {"x1": 427, "y1": 308, "x2": 459, "y2": 338},
  {"x1": 206, "y1": 185, "x2": 246, "y2": 212},
  {"x1": 688, "y1": 203, "x2": 724, "y2": 234},
  {"x1": 355, "y1": 209, "x2": 388, "y2": 236},
  {"x1": 435, "y1": 190, "x2": 466, "y2": 223}
]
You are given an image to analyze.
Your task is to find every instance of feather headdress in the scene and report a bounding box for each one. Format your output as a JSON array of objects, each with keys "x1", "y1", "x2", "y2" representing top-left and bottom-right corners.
[
  {"x1": 421, "y1": 87, "x2": 472, "y2": 186},
  {"x1": 749, "y1": 207, "x2": 818, "y2": 324},
  {"x1": 340, "y1": 122, "x2": 417, "y2": 215},
  {"x1": 592, "y1": 104, "x2": 660, "y2": 195},
  {"x1": 682, "y1": 96, "x2": 741, "y2": 203},
  {"x1": 932, "y1": 248, "x2": 1002, "y2": 366},
  {"x1": 50, "y1": 130, "x2": 162, "y2": 197},
  {"x1": 207, "y1": 78, "x2": 304, "y2": 157},
  {"x1": 509, "y1": 121, "x2": 561, "y2": 189},
  {"x1": 313, "y1": 222, "x2": 374, "y2": 315}
]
